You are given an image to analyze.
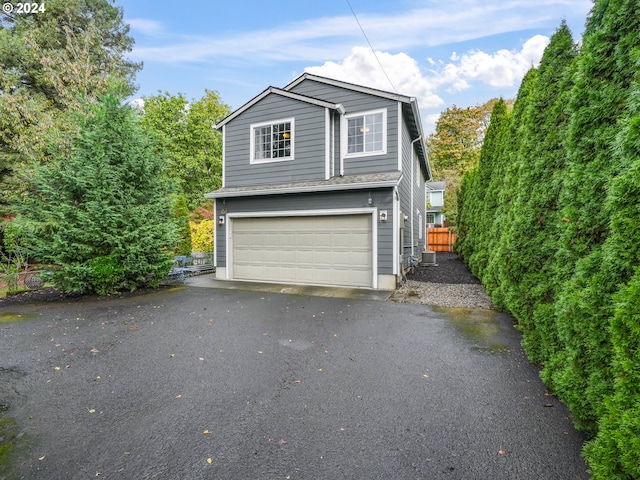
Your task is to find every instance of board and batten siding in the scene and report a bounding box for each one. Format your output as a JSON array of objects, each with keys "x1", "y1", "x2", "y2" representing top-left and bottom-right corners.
[
  {"x1": 224, "y1": 94, "x2": 328, "y2": 188},
  {"x1": 288, "y1": 79, "x2": 399, "y2": 176},
  {"x1": 215, "y1": 189, "x2": 395, "y2": 273}
]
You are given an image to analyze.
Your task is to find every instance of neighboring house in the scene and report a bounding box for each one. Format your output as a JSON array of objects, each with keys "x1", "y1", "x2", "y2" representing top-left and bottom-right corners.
[
  {"x1": 426, "y1": 181, "x2": 446, "y2": 227},
  {"x1": 205, "y1": 73, "x2": 431, "y2": 290}
]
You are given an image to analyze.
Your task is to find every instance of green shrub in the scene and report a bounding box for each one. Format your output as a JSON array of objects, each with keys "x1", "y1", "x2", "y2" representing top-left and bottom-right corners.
[
  {"x1": 88, "y1": 255, "x2": 124, "y2": 295},
  {"x1": 11, "y1": 93, "x2": 177, "y2": 295}
]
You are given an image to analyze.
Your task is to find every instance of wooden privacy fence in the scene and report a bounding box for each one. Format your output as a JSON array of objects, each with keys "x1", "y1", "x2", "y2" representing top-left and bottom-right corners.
[{"x1": 427, "y1": 227, "x2": 457, "y2": 252}]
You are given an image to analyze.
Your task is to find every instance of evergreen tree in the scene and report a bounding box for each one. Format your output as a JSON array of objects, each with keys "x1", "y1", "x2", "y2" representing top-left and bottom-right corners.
[
  {"x1": 461, "y1": 99, "x2": 510, "y2": 279},
  {"x1": 499, "y1": 22, "x2": 578, "y2": 363},
  {"x1": 11, "y1": 94, "x2": 177, "y2": 295},
  {"x1": 484, "y1": 69, "x2": 537, "y2": 309},
  {"x1": 546, "y1": 0, "x2": 640, "y2": 435},
  {"x1": 172, "y1": 195, "x2": 193, "y2": 256},
  {"x1": 582, "y1": 49, "x2": 640, "y2": 479},
  {"x1": 0, "y1": 0, "x2": 141, "y2": 219}
]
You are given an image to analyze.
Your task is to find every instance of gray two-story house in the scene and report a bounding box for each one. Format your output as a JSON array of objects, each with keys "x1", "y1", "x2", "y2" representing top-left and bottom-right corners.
[{"x1": 205, "y1": 73, "x2": 431, "y2": 290}]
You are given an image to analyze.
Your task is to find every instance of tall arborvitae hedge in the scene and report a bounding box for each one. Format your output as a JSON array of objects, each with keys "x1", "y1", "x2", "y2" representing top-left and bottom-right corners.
[
  {"x1": 458, "y1": 99, "x2": 509, "y2": 276},
  {"x1": 484, "y1": 69, "x2": 537, "y2": 310},
  {"x1": 544, "y1": 0, "x2": 640, "y2": 436},
  {"x1": 454, "y1": 1, "x2": 640, "y2": 477},
  {"x1": 582, "y1": 52, "x2": 640, "y2": 479},
  {"x1": 500, "y1": 23, "x2": 577, "y2": 364}
]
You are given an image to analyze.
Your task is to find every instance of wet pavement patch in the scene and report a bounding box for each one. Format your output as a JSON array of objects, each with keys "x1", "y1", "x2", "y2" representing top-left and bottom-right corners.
[
  {"x1": 0, "y1": 412, "x2": 31, "y2": 477},
  {"x1": 0, "y1": 312, "x2": 36, "y2": 323},
  {"x1": 433, "y1": 306, "x2": 510, "y2": 354}
]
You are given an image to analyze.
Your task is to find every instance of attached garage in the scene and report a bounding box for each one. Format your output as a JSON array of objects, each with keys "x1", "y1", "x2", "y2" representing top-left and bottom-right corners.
[{"x1": 229, "y1": 213, "x2": 374, "y2": 288}]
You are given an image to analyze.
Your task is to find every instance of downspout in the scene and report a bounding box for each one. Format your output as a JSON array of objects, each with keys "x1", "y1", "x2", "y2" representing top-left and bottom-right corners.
[
  {"x1": 337, "y1": 104, "x2": 346, "y2": 176},
  {"x1": 410, "y1": 135, "x2": 422, "y2": 258}
]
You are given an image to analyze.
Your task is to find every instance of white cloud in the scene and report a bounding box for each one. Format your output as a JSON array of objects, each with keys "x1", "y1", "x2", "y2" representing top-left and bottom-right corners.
[
  {"x1": 433, "y1": 34, "x2": 549, "y2": 91},
  {"x1": 304, "y1": 35, "x2": 550, "y2": 134},
  {"x1": 127, "y1": 18, "x2": 164, "y2": 36},
  {"x1": 306, "y1": 46, "x2": 445, "y2": 110}
]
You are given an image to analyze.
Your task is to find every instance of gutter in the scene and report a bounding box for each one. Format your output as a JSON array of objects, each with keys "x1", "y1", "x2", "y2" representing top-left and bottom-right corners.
[{"x1": 410, "y1": 135, "x2": 422, "y2": 257}]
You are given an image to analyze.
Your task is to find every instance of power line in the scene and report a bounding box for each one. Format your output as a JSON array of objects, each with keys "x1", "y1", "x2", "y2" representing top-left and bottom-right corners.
[{"x1": 345, "y1": 0, "x2": 397, "y2": 93}]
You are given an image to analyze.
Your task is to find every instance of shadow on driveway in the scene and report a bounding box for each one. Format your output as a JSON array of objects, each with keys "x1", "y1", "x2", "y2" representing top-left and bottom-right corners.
[{"x1": 1, "y1": 286, "x2": 589, "y2": 479}]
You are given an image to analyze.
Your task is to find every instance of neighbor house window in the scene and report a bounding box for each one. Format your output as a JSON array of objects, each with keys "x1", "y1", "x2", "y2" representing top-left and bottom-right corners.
[
  {"x1": 345, "y1": 109, "x2": 386, "y2": 156},
  {"x1": 250, "y1": 118, "x2": 294, "y2": 163},
  {"x1": 426, "y1": 213, "x2": 435, "y2": 224}
]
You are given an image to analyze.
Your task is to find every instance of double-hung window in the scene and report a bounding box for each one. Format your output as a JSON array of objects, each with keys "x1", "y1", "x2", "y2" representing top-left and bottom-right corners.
[
  {"x1": 345, "y1": 109, "x2": 386, "y2": 156},
  {"x1": 250, "y1": 118, "x2": 294, "y2": 163}
]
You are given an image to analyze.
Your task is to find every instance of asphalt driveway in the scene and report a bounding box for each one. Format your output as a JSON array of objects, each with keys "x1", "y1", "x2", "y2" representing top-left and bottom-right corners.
[{"x1": 1, "y1": 285, "x2": 589, "y2": 479}]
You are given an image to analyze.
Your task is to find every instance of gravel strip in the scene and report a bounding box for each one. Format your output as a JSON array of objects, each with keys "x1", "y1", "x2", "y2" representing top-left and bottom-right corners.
[
  {"x1": 390, "y1": 280, "x2": 494, "y2": 309},
  {"x1": 390, "y1": 252, "x2": 494, "y2": 309}
]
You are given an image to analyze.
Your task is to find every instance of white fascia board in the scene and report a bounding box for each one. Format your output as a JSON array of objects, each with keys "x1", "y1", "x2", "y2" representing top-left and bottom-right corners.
[{"x1": 214, "y1": 87, "x2": 342, "y2": 129}]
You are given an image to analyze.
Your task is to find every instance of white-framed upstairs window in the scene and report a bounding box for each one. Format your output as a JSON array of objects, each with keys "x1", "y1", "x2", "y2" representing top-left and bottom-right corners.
[
  {"x1": 250, "y1": 118, "x2": 294, "y2": 164},
  {"x1": 345, "y1": 108, "x2": 386, "y2": 157}
]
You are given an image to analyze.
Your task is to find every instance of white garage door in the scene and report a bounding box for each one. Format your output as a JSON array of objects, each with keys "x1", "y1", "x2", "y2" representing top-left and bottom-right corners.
[{"x1": 231, "y1": 214, "x2": 373, "y2": 287}]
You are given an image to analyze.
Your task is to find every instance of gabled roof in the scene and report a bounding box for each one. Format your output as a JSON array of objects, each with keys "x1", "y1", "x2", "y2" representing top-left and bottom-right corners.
[
  {"x1": 213, "y1": 73, "x2": 431, "y2": 181},
  {"x1": 284, "y1": 73, "x2": 415, "y2": 103},
  {"x1": 285, "y1": 73, "x2": 431, "y2": 181},
  {"x1": 426, "y1": 181, "x2": 446, "y2": 191},
  {"x1": 214, "y1": 87, "x2": 345, "y2": 129}
]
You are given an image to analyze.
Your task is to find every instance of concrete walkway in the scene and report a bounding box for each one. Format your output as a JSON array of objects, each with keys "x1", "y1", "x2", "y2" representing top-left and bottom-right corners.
[{"x1": 185, "y1": 273, "x2": 394, "y2": 302}]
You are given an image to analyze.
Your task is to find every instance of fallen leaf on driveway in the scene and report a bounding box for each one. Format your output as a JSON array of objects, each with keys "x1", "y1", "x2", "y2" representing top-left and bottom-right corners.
[
  {"x1": 207, "y1": 458, "x2": 212, "y2": 464},
  {"x1": 544, "y1": 403, "x2": 554, "y2": 407},
  {"x1": 90, "y1": 348, "x2": 99, "y2": 353},
  {"x1": 498, "y1": 450, "x2": 506, "y2": 455},
  {"x1": 203, "y1": 430, "x2": 211, "y2": 435},
  {"x1": 175, "y1": 394, "x2": 182, "y2": 399}
]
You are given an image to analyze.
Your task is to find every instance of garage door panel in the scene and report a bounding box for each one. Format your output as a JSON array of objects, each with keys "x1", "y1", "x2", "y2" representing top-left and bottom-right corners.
[{"x1": 231, "y1": 214, "x2": 373, "y2": 288}]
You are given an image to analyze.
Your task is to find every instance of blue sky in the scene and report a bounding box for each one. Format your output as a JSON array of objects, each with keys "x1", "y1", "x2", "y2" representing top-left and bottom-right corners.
[{"x1": 119, "y1": 0, "x2": 593, "y2": 133}]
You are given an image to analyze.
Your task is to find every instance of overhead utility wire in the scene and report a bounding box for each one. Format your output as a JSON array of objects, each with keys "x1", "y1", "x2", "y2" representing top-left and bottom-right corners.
[{"x1": 345, "y1": 0, "x2": 397, "y2": 94}]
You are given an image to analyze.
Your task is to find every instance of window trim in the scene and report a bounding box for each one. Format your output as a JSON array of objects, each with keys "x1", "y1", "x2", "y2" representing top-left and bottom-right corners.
[
  {"x1": 343, "y1": 108, "x2": 387, "y2": 158},
  {"x1": 249, "y1": 117, "x2": 295, "y2": 164}
]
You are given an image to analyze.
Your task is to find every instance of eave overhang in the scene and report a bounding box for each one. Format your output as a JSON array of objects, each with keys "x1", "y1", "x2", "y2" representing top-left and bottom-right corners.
[{"x1": 205, "y1": 171, "x2": 402, "y2": 199}]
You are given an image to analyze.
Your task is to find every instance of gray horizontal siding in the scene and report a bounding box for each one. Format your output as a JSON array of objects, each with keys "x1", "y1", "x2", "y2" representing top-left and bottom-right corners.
[
  {"x1": 224, "y1": 94, "x2": 327, "y2": 187},
  {"x1": 215, "y1": 188, "x2": 395, "y2": 274},
  {"x1": 399, "y1": 115, "x2": 427, "y2": 267},
  {"x1": 289, "y1": 79, "x2": 399, "y2": 176}
]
